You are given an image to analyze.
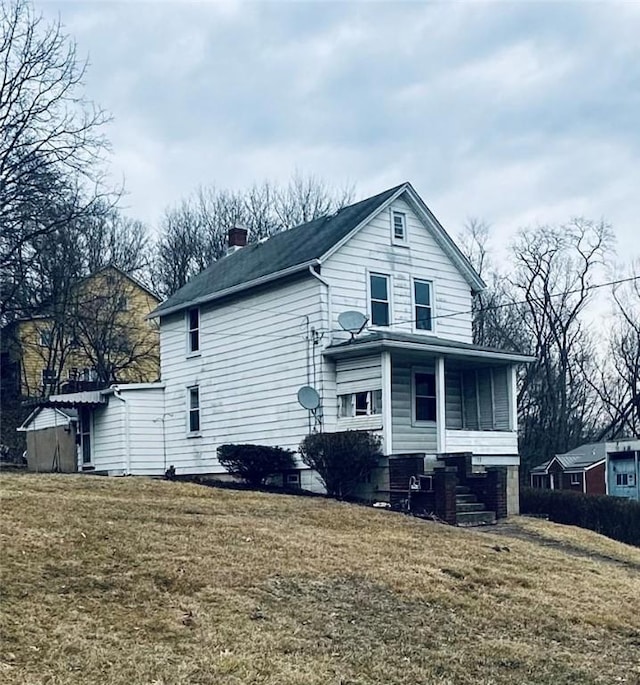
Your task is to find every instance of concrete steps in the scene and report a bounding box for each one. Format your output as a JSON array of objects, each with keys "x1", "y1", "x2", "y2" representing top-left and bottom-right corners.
[{"x1": 455, "y1": 487, "x2": 496, "y2": 527}]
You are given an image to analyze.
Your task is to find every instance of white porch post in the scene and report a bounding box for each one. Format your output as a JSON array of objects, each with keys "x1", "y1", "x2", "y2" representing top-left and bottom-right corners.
[
  {"x1": 436, "y1": 356, "x2": 446, "y2": 454},
  {"x1": 508, "y1": 365, "x2": 518, "y2": 431},
  {"x1": 381, "y1": 351, "x2": 393, "y2": 456}
]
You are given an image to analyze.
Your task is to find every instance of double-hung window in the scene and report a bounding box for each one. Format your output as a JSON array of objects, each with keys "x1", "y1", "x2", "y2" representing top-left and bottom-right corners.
[
  {"x1": 187, "y1": 386, "x2": 200, "y2": 434},
  {"x1": 392, "y1": 211, "x2": 407, "y2": 243},
  {"x1": 339, "y1": 390, "x2": 382, "y2": 418},
  {"x1": 414, "y1": 279, "x2": 433, "y2": 331},
  {"x1": 414, "y1": 372, "x2": 436, "y2": 422},
  {"x1": 370, "y1": 274, "x2": 390, "y2": 327},
  {"x1": 187, "y1": 307, "x2": 200, "y2": 354}
]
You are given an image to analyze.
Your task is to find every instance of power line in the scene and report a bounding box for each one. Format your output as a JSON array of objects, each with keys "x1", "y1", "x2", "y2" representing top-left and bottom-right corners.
[{"x1": 329, "y1": 274, "x2": 640, "y2": 332}]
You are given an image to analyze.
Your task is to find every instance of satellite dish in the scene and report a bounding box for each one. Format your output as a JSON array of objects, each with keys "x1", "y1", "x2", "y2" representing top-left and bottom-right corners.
[
  {"x1": 297, "y1": 385, "x2": 320, "y2": 410},
  {"x1": 338, "y1": 310, "x2": 368, "y2": 339}
]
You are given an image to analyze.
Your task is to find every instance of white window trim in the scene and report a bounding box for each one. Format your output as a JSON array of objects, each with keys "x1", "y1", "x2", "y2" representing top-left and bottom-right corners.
[
  {"x1": 186, "y1": 307, "x2": 201, "y2": 357},
  {"x1": 390, "y1": 209, "x2": 409, "y2": 246},
  {"x1": 411, "y1": 277, "x2": 436, "y2": 334},
  {"x1": 411, "y1": 366, "x2": 437, "y2": 426},
  {"x1": 367, "y1": 270, "x2": 393, "y2": 329},
  {"x1": 570, "y1": 473, "x2": 580, "y2": 485},
  {"x1": 186, "y1": 385, "x2": 201, "y2": 437}
]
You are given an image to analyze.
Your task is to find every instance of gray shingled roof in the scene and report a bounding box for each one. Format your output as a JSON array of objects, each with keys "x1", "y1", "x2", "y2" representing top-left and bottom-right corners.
[
  {"x1": 325, "y1": 331, "x2": 534, "y2": 363},
  {"x1": 150, "y1": 184, "x2": 406, "y2": 317},
  {"x1": 530, "y1": 443, "x2": 607, "y2": 473}
]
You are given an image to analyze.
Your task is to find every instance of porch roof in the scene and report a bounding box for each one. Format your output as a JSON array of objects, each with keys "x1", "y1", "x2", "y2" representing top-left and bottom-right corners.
[
  {"x1": 31, "y1": 391, "x2": 107, "y2": 409},
  {"x1": 324, "y1": 331, "x2": 534, "y2": 364}
]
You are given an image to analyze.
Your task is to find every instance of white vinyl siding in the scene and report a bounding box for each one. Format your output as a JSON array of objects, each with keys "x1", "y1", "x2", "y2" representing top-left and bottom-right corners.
[
  {"x1": 160, "y1": 275, "x2": 325, "y2": 476},
  {"x1": 23, "y1": 408, "x2": 72, "y2": 431},
  {"x1": 323, "y1": 196, "x2": 473, "y2": 344},
  {"x1": 91, "y1": 401, "x2": 125, "y2": 473}
]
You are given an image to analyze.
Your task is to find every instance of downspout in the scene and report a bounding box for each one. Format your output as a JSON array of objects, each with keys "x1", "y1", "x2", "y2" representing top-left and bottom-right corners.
[
  {"x1": 308, "y1": 266, "x2": 332, "y2": 344},
  {"x1": 112, "y1": 387, "x2": 130, "y2": 475},
  {"x1": 308, "y1": 266, "x2": 332, "y2": 430}
]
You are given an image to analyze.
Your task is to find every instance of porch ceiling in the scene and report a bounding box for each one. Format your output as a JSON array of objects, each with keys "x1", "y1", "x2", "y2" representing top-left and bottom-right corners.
[{"x1": 324, "y1": 331, "x2": 534, "y2": 364}]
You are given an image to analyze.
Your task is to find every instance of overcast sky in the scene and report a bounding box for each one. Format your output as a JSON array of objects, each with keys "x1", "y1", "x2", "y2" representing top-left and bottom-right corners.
[{"x1": 40, "y1": 0, "x2": 639, "y2": 263}]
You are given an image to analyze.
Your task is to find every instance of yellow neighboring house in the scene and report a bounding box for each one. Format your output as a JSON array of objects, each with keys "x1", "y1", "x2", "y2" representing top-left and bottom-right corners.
[{"x1": 2, "y1": 266, "x2": 161, "y2": 398}]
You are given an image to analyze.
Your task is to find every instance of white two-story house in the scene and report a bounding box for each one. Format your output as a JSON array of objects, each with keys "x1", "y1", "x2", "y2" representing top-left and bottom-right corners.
[
  {"x1": 27, "y1": 182, "x2": 531, "y2": 513},
  {"x1": 150, "y1": 182, "x2": 530, "y2": 509}
]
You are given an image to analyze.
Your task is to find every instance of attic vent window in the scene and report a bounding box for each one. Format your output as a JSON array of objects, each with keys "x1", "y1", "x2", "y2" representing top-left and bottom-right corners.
[{"x1": 392, "y1": 211, "x2": 407, "y2": 243}]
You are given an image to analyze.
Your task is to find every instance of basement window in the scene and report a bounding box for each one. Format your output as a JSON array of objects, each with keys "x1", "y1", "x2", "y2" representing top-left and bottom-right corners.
[{"x1": 339, "y1": 390, "x2": 382, "y2": 418}]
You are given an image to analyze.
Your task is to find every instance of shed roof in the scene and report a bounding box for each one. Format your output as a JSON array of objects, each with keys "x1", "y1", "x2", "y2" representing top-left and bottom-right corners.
[
  {"x1": 325, "y1": 331, "x2": 534, "y2": 363},
  {"x1": 149, "y1": 182, "x2": 486, "y2": 318}
]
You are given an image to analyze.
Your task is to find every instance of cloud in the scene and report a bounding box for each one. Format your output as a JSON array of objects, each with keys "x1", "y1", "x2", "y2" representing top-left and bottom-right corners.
[{"x1": 37, "y1": 0, "x2": 639, "y2": 263}]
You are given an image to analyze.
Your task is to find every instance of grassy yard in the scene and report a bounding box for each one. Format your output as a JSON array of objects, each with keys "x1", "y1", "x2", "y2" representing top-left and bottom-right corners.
[{"x1": 1, "y1": 474, "x2": 639, "y2": 685}]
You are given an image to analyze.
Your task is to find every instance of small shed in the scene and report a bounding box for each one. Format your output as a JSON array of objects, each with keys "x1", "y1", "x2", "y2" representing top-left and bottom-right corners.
[
  {"x1": 18, "y1": 407, "x2": 78, "y2": 472},
  {"x1": 20, "y1": 384, "x2": 166, "y2": 476}
]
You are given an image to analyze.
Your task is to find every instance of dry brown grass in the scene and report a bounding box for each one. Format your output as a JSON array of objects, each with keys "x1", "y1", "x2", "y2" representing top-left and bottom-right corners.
[{"x1": 1, "y1": 474, "x2": 639, "y2": 685}]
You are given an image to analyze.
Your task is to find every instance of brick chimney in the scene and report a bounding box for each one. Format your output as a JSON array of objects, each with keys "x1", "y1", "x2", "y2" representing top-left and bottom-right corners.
[{"x1": 227, "y1": 227, "x2": 248, "y2": 254}]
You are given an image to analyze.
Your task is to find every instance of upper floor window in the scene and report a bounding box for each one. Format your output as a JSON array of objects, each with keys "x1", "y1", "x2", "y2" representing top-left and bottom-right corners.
[
  {"x1": 414, "y1": 371, "x2": 436, "y2": 422},
  {"x1": 414, "y1": 279, "x2": 433, "y2": 331},
  {"x1": 41, "y1": 368, "x2": 58, "y2": 386},
  {"x1": 370, "y1": 274, "x2": 390, "y2": 327},
  {"x1": 187, "y1": 386, "x2": 200, "y2": 434},
  {"x1": 187, "y1": 307, "x2": 200, "y2": 354},
  {"x1": 39, "y1": 328, "x2": 52, "y2": 347},
  {"x1": 392, "y1": 211, "x2": 407, "y2": 243}
]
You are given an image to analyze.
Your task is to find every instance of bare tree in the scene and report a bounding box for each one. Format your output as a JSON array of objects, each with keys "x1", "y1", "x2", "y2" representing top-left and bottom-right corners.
[
  {"x1": 152, "y1": 174, "x2": 355, "y2": 298},
  {"x1": 0, "y1": 0, "x2": 113, "y2": 322},
  {"x1": 71, "y1": 269, "x2": 159, "y2": 386},
  {"x1": 594, "y1": 269, "x2": 640, "y2": 438},
  {"x1": 508, "y1": 220, "x2": 612, "y2": 471}
]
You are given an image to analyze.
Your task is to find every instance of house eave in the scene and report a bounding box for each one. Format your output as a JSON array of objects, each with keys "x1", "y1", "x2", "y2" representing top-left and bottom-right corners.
[
  {"x1": 324, "y1": 338, "x2": 534, "y2": 364},
  {"x1": 148, "y1": 259, "x2": 320, "y2": 319}
]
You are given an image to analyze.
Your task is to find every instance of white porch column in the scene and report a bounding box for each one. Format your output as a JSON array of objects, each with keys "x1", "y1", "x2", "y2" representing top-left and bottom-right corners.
[
  {"x1": 381, "y1": 351, "x2": 393, "y2": 456},
  {"x1": 508, "y1": 365, "x2": 518, "y2": 431},
  {"x1": 436, "y1": 356, "x2": 446, "y2": 454}
]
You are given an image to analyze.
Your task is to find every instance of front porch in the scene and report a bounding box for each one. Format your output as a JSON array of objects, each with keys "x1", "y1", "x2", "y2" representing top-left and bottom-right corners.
[
  {"x1": 325, "y1": 332, "x2": 532, "y2": 514},
  {"x1": 325, "y1": 331, "x2": 529, "y2": 459}
]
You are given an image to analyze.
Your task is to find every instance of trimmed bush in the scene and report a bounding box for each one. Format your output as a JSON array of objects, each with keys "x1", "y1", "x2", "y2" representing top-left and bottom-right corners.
[
  {"x1": 299, "y1": 430, "x2": 382, "y2": 499},
  {"x1": 217, "y1": 444, "x2": 296, "y2": 488},
  {"x1": 520, "y1": 486, "x2": 640, "y2": 547}
]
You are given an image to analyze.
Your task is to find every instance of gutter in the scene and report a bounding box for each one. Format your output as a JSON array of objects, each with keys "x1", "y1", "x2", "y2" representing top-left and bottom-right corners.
[
  {"x1": 111, "y1": 387, "x2": 131, "y2": 475},
  {"x1": 148, "y1": 259, "x2": 320, "y2": 319}
]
